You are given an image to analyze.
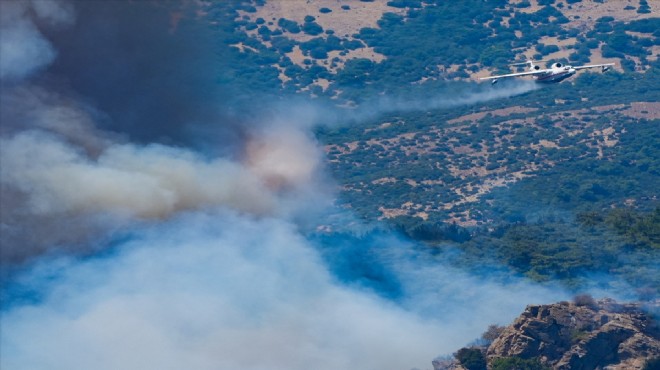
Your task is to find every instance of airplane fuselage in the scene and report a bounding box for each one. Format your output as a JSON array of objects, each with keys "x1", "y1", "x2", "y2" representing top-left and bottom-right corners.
[{"x1": 534, "y1": 67, "x2": 576, "y2": 83}]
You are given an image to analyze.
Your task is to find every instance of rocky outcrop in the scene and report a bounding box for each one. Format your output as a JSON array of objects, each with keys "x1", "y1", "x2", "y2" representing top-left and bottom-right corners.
[
  {"x1": 432, "y1": 358, "x2": 466, "y2": 370},
  {"x1": 487, "y1": 298, "x2": 660, "y2": 369}
]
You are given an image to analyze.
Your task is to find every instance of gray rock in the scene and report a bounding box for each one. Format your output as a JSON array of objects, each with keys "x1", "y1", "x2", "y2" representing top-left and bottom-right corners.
[{"x1": 486, "y1": 299, "x2": 660, "y2": 369}]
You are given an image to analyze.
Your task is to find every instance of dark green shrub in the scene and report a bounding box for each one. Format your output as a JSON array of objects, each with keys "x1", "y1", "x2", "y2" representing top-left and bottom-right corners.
[
  {"x1": 302, "y1": 21, "x2": 323, "y2": 35},
  {"x1": 491, "y1": 357, "x2": 550, "y2": 370},
  {"x1": 277, "y1": 18, "x2": 300, "y2": 33},
  {"x1": 643, "y1": 357, "x2": 660, "y2": 370},
  {"x1": 455, "y1": 348, "x2": 487, "y2": 370}
]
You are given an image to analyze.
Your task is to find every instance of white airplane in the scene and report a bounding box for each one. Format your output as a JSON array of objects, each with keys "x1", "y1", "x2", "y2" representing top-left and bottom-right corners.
[{"x1": 480, "y1": 60, "x2": 615, "y2": 84}]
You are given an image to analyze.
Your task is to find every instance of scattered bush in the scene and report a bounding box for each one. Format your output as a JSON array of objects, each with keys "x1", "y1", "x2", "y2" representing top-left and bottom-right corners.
[
  {"x1": 309, "y1": 47, "x2": 328, "y2": 59},
  {"x1": 387, "y1": 0, "x2": 422, "y2": 8},
  {"x1": 277, "y1": 18, "x2": 300, "y2": 33},
  {"x1": 570, "y1": 329, "x2": 589, "y2": 344},
  {"x1": 454, "y1": 348, "x2": 487, "y2": 370},
  {"x1": 302, "y1": 21, "x2": 323, "y2": 36},
  {"x1": 491, "y1": 357, "x2": 550, "y2": 370}
]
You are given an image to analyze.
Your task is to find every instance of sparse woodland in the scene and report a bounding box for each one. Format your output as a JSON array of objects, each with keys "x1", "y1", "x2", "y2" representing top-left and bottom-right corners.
[{"x1": 201, "y1": 0, "x2": 660, "y2": 297}]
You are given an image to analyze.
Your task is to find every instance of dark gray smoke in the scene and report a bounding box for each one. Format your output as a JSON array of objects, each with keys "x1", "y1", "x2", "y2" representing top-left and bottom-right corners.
[{"x1": 42, "y1": 1, "x2": 245, "y2": 147}]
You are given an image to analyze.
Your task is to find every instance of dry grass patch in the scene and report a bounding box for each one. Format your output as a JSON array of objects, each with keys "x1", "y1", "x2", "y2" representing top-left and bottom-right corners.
[
  {"x1": 622, "y1": 102, "x2": 660, "y2": 120},
  {"x1": 242, "y1": 0, "x2": 405, "y2": 40},
  {"x1": 560, "y1": 0, "x2": 657, "y2": 30},
  {"x1": 238, "y1": 0, "x2": 405, "y2": 71}
]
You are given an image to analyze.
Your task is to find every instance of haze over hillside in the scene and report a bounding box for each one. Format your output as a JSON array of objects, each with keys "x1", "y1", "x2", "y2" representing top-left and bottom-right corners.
[{"x1": 0, "y1": 1, "x2": 658, "y2": 370}]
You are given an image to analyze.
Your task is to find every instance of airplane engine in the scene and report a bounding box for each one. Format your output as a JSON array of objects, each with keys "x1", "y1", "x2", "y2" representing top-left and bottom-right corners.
[
  {"x1": 532, "y1": 65, "x2": 541, "y2": 70},
  {"x1": 552, "y1": 62, "x2": 563, "y2": 68}
]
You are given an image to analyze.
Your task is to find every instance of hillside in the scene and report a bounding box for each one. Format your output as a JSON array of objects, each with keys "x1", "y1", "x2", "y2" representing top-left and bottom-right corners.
[
  {"x1": 213, "y1": 0, "x2": 658, "y2": 101},
  {"x1": 193, "y1": 0, "x2": 660, "y2": 295},
  {"x1": 203, "y1": 0, "x2": 659, "y2": 226},
  {"x1": 323, "y1": 100, "x2": 659, "y2": 226}
]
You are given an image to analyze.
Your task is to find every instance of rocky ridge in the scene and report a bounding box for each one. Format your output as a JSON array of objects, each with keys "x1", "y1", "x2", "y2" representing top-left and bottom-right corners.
[{"x1": 487, "y1": 298, "x2": 660, "y2": 369}]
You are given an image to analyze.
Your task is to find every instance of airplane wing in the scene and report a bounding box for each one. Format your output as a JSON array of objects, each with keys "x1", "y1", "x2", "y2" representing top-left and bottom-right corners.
[
  {"x1": 572, "y1": 63, "x2": 615, "y2": 71},
  {"x1": 479, "y1": 69, "x2": 550, "y2": 81}
]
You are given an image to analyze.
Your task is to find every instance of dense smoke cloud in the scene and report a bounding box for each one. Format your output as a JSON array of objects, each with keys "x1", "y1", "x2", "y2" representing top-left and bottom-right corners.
[
  {"x1": 0, "y1": 1, "x2": 329, "y2": 265},
  {"x1": 1, "y1": 131, "x2": 277, "y2": 217},
  {"x1": 1, "y1": 2, "x2": 567, "y2": 369},
  {"x1": 0, "y1": 0, "x2": 73, "y2": 81},
  {"x1": 0, "y1": 85, "x2": 116, "y2": 153},
  {"x1": 1, "y1": 212, "x2": 565, "y2": 370},
  {"x1": 43, "y1": 0, "x2": 243, "y2": 146},
  {"x1": 0, "y1": 111, "x2": 326, "y2": 266}
]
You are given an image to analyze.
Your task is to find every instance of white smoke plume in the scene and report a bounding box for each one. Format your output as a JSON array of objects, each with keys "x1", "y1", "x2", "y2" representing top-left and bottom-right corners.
[
  {"x1": 1, "y1": 131, "x2": 277, "y2": 218},
  {"x1": 0, "y1": 0, "x2": 74, "y2": 81},
  {"x1": 0, "y1": 112, "x2": 328, "y2": 265},
  {"x1": 342, "y1": 80, "x2": 541, "y2": 124},
  {"x1": 1, "y1": 211, "x2": 566, "y2": 370}
]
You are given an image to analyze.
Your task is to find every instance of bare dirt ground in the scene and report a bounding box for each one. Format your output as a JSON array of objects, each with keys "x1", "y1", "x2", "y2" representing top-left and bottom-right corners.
[
  {"x1": 561, "y1": 0, "x2": 658, "y2": 29},
  {"x1": 241, "y1": 0, "x2": 406, "y2": 40},
  {"x1": 623, "y1": 101, "x2": 660, "y2": 120},
  {"x1": 510, "y1": 0, "x2": 658, "y2": 24},
  {"x1": 236, "y1": 1, "x2": 407, "y2": 86}
]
